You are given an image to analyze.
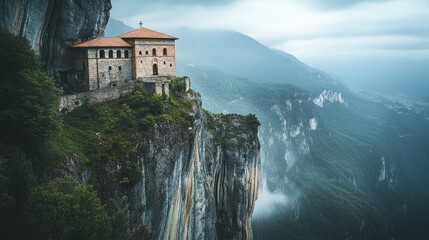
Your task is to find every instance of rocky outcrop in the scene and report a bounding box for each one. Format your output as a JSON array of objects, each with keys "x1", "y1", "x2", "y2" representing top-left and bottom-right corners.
[
  {"x1": 58, "y1": 92, "x2": 261, "y2": 239},
  {"x1": 128, "y1": 94, "x2": 261, "y2": 240},
  {"x1": 0, "y1": 0, "x2": 111, "y2": 75}
]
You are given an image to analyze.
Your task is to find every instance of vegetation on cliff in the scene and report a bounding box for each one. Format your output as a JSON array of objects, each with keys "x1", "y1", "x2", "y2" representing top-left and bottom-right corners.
[{"x1": 0, "y1": 30, "x2": 191, "y2": 240}]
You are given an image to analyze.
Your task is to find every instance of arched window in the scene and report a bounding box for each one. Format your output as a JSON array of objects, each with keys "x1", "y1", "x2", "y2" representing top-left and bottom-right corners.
[
  {"x1": 100, "y1": 50, "x2": 105, "y2": 58},
  {"x1": 117, "y1": 50, "x2": 122, "y2": 58},
  {"x1": 153, "y1": 64, "x2": 158, "y2": 75},
  {"x1": 163, "y1": 48, "x2": 167, "y2": 56},
  {"x1": 124, "y1": 50, "x2": 129, "y2": 58},
  {"x1": 152, "y1": 48, "x2": 157, "y2": 56},
  {"x1": 108, "y1": 50, "x2": 114, "y2": 58},
  {"x1": 139, "y1": 51, "x2": 142, "y2": 55}
]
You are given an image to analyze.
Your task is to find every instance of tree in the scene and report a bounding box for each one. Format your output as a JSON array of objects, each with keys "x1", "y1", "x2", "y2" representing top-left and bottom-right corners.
[
  {"x1": 28, "y1": 177, "x2": 112, "y2": 240},
  {"x1": 0, "y1": 30, "x2": 63, "y2": 173},
  {"x1": 0, "y1": 144, "x2": 34, "y2": 239}
]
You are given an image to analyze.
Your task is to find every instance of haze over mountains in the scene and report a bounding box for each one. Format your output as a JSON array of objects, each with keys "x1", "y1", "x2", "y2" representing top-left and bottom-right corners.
[
  {"x1": 107, "y1": 19, "x2": 429, "y2": 239},
  {"x1": 109, "y1": 0, "x2": 429, "y2": 99}
]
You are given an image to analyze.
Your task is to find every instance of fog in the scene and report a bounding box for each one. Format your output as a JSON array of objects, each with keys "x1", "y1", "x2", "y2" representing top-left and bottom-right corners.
[
  {"x1": 111, "y1": 0, "x2": 429, "y2": 96},
  {"x1": 253, "y1": 176, "x2": 290, "y2": 218},
  {"x1": 305, "y1": 57, "x2": 429, "y2": 97}
]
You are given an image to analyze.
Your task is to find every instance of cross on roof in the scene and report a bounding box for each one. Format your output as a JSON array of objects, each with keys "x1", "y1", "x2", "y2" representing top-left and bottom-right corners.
[{"x1": 139, "y1": 21, "x2": 143, "y2": 28}]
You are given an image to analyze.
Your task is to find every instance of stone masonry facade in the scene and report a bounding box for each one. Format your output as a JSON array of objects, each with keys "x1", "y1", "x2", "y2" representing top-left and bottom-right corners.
[
  {"x1": 132, "y1": 39, "x2": 176, "y2": 79},
  {"x1": 67, "y1": 27, "x2": 178, "y2": 97}
]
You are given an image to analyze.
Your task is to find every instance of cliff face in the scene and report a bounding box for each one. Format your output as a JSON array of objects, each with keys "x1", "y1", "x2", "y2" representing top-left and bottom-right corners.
[
  {"x1": 1, "y1": 2, "x2": 261, "y2": 237},
  {"x1": 59, "y1": 93, "x2": 261, "y2": 240},
  {"x1": 0, "y1": 0, "x2": 111, "y2": 75},
  {"x1": 128, "y1": 94, "x2": 260, "y2": 240}
]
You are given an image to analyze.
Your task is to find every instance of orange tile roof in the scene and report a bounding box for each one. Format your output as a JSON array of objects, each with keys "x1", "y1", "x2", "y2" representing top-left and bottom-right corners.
[
  {"x1": 119, "y1": 27, "x2": 177, "y2": 40},
  {"x1": 72, "y1": 37, "x2": 132, "y2": 48}
]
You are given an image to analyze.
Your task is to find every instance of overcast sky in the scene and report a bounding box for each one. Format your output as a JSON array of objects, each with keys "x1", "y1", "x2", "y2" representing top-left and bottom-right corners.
[{"x1": 111, "y1": 0, "x2": 429, "y2": 93}]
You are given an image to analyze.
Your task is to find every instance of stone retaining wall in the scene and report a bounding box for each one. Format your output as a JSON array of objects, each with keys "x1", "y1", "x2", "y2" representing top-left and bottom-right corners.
[
  {"x1": 59, "y1": 83, "x2": 134, "y2": 112},
  {"x1": 59, "y1": 76, "x2": 190, "y2": 113}
]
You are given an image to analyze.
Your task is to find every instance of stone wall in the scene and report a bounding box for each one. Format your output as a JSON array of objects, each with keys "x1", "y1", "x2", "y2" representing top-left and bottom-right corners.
[
  {"x1": 59, "y1": 83, "x2": 134, "y2": 112},
  {"x1": 72, "y1": 49, "x2": 89, "y2": 87},
  {"x1": 144, "y1": 80, "x2": 170, "y2": 97},
  {"x1": 59, "y1": 77, "x2": 190, "y2": 112},
  {"x1": 87, "y1": 48, "x2": 134, "y2": 90},
  {"x1": 133, "y1": 39, "x2": 176, "y2": 78}
]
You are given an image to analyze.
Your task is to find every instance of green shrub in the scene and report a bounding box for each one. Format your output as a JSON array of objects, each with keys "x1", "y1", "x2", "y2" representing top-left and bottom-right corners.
[
  {"x1": 28, "y1": 177, "x2": 112, "y2": 240},
  {"x1": 0, "y1": 31, "x2": 64, "y2": 174},
  {"x1": 170, "y1": 76, "x2": 187, "y2": 94}
]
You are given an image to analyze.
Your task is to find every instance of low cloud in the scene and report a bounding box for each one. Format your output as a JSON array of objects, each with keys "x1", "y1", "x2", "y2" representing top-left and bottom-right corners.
[
  {"x1": 111, "y1": 0, "x2": 429, "y2": 93},
  {"x1": 112, "y1": 0, "x2": 429, "y2": 61},
  {"x1": 253, "y1": 176, "x2": 290, "y2": 218}
]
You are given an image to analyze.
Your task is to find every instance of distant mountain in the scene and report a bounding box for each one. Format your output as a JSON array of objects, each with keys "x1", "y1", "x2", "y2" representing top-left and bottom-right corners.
[
  {"x1": 105, "y1": 18, "x2": 133, "y2": 37},
  {"x1": 172, "y1": 28, "x2": 346, "y2": 93},
  {"x1": 105, "y1": 20, "x2": 344, "y2": 93},
  {"x1": 180, "y1": 63, "x2": 429, "y2": 240},
  {"x1": 107, "y1": 19, "x2": 429, "y2": 239}
]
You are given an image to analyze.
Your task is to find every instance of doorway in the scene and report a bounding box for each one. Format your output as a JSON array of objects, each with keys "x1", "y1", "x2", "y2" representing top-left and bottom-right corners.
[{"x1": 153, "y1": 64, "x2": 158, "y2": 75}]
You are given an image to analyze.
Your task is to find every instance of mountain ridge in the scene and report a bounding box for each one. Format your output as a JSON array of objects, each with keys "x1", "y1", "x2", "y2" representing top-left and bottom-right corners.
[{"x1": 105, "y1": 19, "x2": 429, "y2": 239}]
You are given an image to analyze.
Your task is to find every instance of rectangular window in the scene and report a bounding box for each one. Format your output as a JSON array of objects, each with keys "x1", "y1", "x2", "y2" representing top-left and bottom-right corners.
[
  {"x1": 119, "y1": 66, "x2": 122, "y2": 70},
  {"x1": 108, "y1": 66, "x2": 112, "y2": 71}
]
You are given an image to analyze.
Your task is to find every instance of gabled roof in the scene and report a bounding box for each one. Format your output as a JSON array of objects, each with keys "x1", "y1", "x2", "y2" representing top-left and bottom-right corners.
[
  {"x1": 119, "y1": 27, "x2": 177, "y2": 40},
  {"x1": 72, "y1": 37, "x2": 133, "y2": 48}
]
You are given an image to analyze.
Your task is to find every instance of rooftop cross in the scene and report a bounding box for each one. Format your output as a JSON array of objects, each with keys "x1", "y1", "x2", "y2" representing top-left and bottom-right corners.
[{"x1": 139, "y1": 21, "x2": 143, "y2": 28}]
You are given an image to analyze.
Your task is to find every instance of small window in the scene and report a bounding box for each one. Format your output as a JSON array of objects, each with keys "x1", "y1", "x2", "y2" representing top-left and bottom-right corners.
[
  {"x1": 117, "y1": 50, "x2": 122, "y2": 58},
  {"x1": 163, "y1": 48, "x2": 167, "y2": 56},
  {"x1": 108, "y1": 66, "x2": 112, "y2": 71},
  {"x1": 152, "y1": 48, "x2": 157, "y2": 56},
  {"x1": 119, "y1": 66, "x2": 122, "y2": 71},
  {"x1": 163, "y1": 61, "x2": 166, "y2": 65},
  {"x1": 139, "y1": 51, "x2": 142, "y2": 55},
  {"x1": 145, "y1": 51, "x2": 149, "y2": 55},
  {"x1": 124, "y1": 50, "x2": 129, "y2": 58},
  {"x1": 108, "y1": 50, "x2": 114, "y2": 58},
  {"x1": 170, "y1": 64, "x2": 173, "y2": 67},
  {"x1": 100, "y1": 50, "x2": 105, "y2": 58},
  {"x1": 140, "y1": 61, "x2": 143, "y2": 63}
]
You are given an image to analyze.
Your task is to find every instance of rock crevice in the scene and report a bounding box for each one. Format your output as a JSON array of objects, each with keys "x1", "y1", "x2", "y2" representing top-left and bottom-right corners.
[{"x1": 128, "y1": 94, "x2": 260, "y2": 240}]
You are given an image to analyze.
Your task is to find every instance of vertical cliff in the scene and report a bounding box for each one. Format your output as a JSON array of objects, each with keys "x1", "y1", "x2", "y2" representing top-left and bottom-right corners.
[
  {"x1": 128, "y1": 94, "x2": 260, "y2": 240},
  {"x1": 0, "y1": 0, "x2": 111, "y2": 75},
  {"x1": 58, "y1": 91, "x2": 261, "y2": 239},
  {"x1": 0, "y1": 2, "x2": 261, "y2": 237}
]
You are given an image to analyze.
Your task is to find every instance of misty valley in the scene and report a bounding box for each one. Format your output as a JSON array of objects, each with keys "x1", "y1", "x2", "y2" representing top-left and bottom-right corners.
[{"x1": 1, "y1": 1, "x2": 428, "y2": 240}]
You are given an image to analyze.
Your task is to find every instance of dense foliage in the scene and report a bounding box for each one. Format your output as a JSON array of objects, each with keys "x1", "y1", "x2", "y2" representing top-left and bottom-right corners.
[
  {"x1": 0, "y1": 30, "x2": 63, "y2": 173},
  {"x1": 28, "y1": 177, "x2": 111, "y2": 240},
  {"x1": 0, "y1": 30, "x2": 191, "y2": 240}
]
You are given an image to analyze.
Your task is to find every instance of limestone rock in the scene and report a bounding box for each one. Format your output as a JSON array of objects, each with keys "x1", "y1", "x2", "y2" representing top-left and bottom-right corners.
[
  {"x1": 124, "y1": 93, "x2": 261, "y2": 240},
  {"x1": 0, "y1": 0, "x2": 111, "y2": 75},
  {"x1": 59, "y1": 93, "x2": 260, "y2": 239}
]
